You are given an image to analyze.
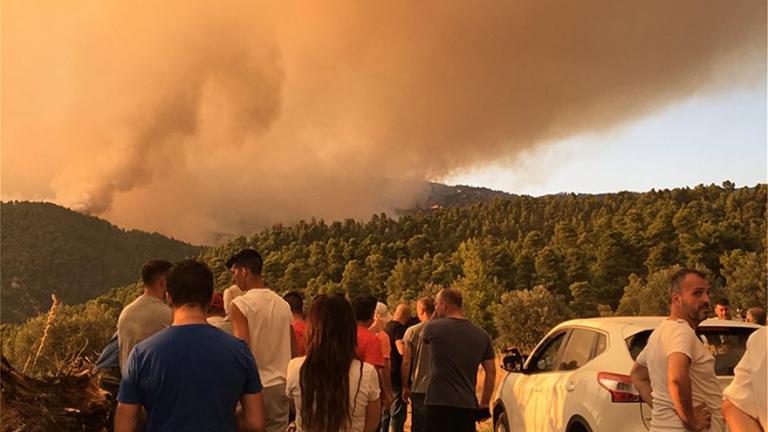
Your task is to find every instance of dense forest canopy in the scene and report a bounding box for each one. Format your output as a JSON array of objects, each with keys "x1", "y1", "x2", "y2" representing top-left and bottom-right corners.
[
  {"x1": 2, "y1": 182, "x2": 766, "y2": 375},
  {"x1": 0, "y1": 202, "x2": 203, "y2": 323}
]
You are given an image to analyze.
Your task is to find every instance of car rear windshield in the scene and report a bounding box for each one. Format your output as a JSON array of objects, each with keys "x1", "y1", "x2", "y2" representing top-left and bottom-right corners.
[{"x1": 625, "y1": 326, "x2": 757, "y2": 376}]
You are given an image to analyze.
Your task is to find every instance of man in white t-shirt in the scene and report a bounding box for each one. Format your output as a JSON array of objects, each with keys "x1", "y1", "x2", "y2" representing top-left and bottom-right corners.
[
  {"x1": 228, "y1": 249, "x2": 298, "y2": 432},
  {"x1": 631, "y1": 268, "x2": 723, "y2": 432},
  {"x1": 722, "y1": 326, "x2": 766, "y2": 431}
]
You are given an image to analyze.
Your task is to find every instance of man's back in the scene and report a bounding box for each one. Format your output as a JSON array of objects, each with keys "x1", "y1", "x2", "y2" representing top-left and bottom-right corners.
[
  {"x1": 404, "y1": 321, "x2": 431, "y2": 393},
  {"x1": 117, "y1": 295, "x2": 171, "y2": 374},
  {"x1": 422, "y1": 317, "x2": 494, "y2": 409},
  {"x1": 118, "y1": 324, "x2": 262, "y2": 432},
  {"x1": 637, "y1": 319, "x2": 724, "y2": 431},
  {"x1": 385, "y1": 320, "x2": 408, "y2": 385},
  {"x1": 232, "y1": 288, "x2": 293, "y2": 387}
]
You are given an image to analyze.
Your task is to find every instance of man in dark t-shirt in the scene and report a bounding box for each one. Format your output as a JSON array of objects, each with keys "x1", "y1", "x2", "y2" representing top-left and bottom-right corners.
[
  {"x1": 421, "y1": 288, "x2": 495, "y2": 432},
  {"x1": 383, "y1": 303, "x2": 412, "y2": 432},
  {"x1": 115, "y1": 260, "x2": 265, "y2": 432}
]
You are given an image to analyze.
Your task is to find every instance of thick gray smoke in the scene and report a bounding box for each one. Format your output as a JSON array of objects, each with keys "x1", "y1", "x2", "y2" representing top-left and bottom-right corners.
[{"x1": 2, "y1": 0, "x2": 764, "y2": 243}]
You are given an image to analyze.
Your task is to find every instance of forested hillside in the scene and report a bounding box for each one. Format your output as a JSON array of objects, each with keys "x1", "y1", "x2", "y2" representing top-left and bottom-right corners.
[
  {"x1": 3, "y1": 182, "x2": 766, "y2": 375},
  {"x1": 201, "y1": 182, "x2": 764, "y2": 310},
  {"x1": 0, "y1": 202, "x2": 203, "y2": 323}
]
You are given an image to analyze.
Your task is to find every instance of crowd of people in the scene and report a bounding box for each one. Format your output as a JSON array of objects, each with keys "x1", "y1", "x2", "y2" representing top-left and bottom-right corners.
[
  {"x1": 99, "y1": 249, "x2": 496, "y2": 432},
  {"x1": 95, "y1": 252, "x2": 766, "y2": 432}
]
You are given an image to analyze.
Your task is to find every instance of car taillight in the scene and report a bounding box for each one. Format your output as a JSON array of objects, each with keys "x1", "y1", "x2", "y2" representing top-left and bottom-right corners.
[{"x1": 597, "y1": 372, "x2": 641, "y2": 403}]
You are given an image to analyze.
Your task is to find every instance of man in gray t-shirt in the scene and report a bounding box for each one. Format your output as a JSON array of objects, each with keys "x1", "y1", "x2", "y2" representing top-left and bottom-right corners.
[
  {"x1": 402, "y1": 297, "x2": 436, "y2": 432},
  {"x1": 421, "y1": 288, "x2": 495, "y2": 432},
  {"x1": 117, "y1": 259, "x2": 173, "y2": 374}
]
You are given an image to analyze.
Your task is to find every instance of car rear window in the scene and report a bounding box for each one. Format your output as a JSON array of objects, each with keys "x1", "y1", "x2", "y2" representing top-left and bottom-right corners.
[
  {"x1": 626, "y1": 330, "x2": 652, "y2": 361},
  {"x1": 625, "y1": 326, "x2": 757, "y2": 376}
]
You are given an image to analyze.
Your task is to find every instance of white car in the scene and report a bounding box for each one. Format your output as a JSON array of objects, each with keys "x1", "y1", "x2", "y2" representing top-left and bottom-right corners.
[{"x1": 492, "y1": 317, "x2": 760, "y2": 432}]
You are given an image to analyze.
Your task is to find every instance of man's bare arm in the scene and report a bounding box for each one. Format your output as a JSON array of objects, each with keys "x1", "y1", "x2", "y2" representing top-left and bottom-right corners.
[
  {"x1": 400, "y1": 343, "x2": 412, "y2": 402},
  {"x1": 376, "y1": 365, "x2": 393, "y2": 413},
  {"x1": 722, "y1": 399, "x2": 762, "y2": 432},
  {"x1": 668, "y1": 352, "x2": 710, "y2": 432},
  {"x1": 630, "y1": 362, "x2": 653, "y2": 407},
  {"x1": 114, "y1": 403, "x2": 141, "y2": 432},
  {"x1": 395, "y1": 339, "x2": 405, "y2": 356},
  {"x1": 237, "y1": 392, "x2": 266, "y2": 432},
  {"x1": 364, "y1": 398, "x2": 382, "y2": 432},
  {"x1": 230, "y1": 304, "x2": 251, "y2": 346},
  {"x1": 479, "y1": 358, "x2": 496, "y2": 408}
]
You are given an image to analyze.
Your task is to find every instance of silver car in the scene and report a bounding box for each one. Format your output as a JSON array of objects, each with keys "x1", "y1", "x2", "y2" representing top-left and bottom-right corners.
[{"x1": 492, "y1": 317, "x2": 760, "y2": 432}]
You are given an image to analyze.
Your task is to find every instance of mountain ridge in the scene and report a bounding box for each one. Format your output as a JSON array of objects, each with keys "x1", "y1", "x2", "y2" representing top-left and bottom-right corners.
[{"x1": 0, "y1": 201, "x2": 203, "y2": 323}]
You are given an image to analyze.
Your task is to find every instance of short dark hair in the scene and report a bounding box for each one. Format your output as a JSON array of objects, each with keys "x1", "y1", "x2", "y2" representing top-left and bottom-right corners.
[
  {"x1": 351, "y1": 294, "x2": 377, "y2": 322},
  {"x1": 283, "y1": 291, "x2": 304, "y2": 314},
  {"x1": 438, "y1": 288, "x2": 463, "y2": 308},
  {"x1": 226, "y1": 249, "x2": 263, "y2": 276},
  {"x1": 747, "y1": 307, "x2": 766, "y2": 325},
  {"x1": 669, "y1": 268, "x2": 707, "y2": 295},
  {"x1": 166, "y1": 260, "x2": 214, "y2": 308},
  {"x1": 715, "y1": 298, "x2": 730, "y2": 307},
  {"x1": 141, "y1": 259, "x2": 173, "y2": 285},
  {"x1": 417, "y1": 297, "x2": 435, "y2": 315}
]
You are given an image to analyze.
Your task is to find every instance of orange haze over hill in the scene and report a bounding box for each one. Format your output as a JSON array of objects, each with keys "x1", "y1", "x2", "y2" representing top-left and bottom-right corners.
[{"x1": 2, "y1": 0, "x2": 765, "y2": 243}]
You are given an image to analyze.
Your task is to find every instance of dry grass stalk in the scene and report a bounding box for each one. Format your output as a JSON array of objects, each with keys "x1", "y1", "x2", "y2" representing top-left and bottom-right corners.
[{"x1": 24, "y1": 293, "x2": 60, "y2": 373}]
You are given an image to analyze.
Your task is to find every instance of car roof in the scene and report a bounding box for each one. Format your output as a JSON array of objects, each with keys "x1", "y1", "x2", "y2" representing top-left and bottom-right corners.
[{"x1": 552, "y1": 316, "x2": 761, "y2": 333}]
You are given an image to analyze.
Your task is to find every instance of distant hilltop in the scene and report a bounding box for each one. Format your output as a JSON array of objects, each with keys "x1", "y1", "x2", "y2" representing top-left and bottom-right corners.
[
  {"x1": 413, "y1": 182, "x2": 518, "y2": 211},
  {"x1": 0, "y1": 201, "x2": 203, "y2": 323}
]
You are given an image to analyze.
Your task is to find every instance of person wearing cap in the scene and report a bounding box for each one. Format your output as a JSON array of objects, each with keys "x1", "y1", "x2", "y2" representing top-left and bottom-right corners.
[
  {"x1": 207, "y1": 292, "x2": 233, "y2": 334},
  {"x1": 228, "y1": 249, "x2": 297, "y2": 432},
  {"x1": 115, "y1": 260, "x2": 265, "y2": 432}
]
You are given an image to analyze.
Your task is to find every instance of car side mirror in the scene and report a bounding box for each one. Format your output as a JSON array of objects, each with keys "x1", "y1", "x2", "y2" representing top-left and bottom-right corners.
[{"x1": 501, "y1": 347, "x2": 525, "y2": 373}]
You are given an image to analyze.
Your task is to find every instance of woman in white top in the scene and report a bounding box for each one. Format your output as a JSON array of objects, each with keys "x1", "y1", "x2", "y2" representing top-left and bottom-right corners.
[{"x1": 286, "y1": 294, "x2": 381, "y2": 432}]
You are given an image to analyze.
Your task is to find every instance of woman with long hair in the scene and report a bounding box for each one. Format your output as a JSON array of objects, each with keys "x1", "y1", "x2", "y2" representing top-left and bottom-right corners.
[{"x1": 286, "y1": 294, "x2": 381, "y2": 432}]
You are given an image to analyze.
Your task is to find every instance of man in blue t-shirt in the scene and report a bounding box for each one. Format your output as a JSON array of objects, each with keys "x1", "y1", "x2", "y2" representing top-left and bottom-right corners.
[{"x1": 115, "y1": 260, "x2": 265, "y2": 432}]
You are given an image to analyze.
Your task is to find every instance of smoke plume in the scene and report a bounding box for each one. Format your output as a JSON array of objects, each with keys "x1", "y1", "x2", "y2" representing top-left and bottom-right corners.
[{"x1": 3, "y1": 0, "x2": 764, "y2": 243}]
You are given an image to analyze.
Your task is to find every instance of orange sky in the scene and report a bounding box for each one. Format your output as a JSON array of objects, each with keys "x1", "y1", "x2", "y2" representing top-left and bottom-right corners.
[{"x1": 2, "y1": 0, "x2": 765, "y2": 243}]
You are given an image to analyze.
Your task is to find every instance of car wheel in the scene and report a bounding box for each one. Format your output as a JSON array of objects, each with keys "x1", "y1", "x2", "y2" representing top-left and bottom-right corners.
[{"x1": 495, "y1": 411, "x2": 511, "y2": 432}]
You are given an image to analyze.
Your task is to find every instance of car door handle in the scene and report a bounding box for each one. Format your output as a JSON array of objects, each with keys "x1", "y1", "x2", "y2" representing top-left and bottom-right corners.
[{"x1": 566, "y1": 383, "x2": 575, "y2": 392}]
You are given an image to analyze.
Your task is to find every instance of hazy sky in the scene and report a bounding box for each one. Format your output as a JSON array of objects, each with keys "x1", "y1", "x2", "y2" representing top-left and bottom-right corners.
[
  {"x1": 2, "y1": 1, "x2": 765, "y2": 243},
  {"x1": 445, "y1": 88, "x2": 767, "y2": 195}
]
